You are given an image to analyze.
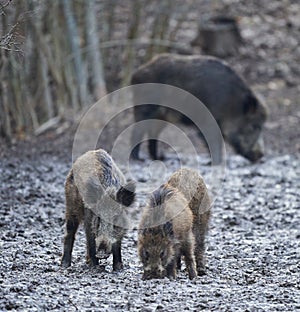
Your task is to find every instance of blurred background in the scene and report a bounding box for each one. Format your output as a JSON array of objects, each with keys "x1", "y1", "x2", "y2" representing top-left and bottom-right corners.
[{"x1": 0, "y1": 0, "x2": 299, "y2": 155}]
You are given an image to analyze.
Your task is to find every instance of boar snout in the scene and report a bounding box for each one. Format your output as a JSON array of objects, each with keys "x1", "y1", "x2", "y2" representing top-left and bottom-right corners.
[
  {"x1": 142, "y1": 267, "x2": 166, "y2": 280},
  {"x1": 245, "y1": 136, "x2": 264, "y2": 162},
  {"x1": 230, "y1": 132, "x2": 265, "y2": 162}
]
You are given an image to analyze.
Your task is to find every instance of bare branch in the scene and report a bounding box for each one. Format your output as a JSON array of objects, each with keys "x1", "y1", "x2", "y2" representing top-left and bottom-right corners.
[
  {"x1": 0, "y1": 0, "x2": 12, "y2": 15},
  {"x1": 0, "y1": 22, "x2": 22, "y2": 52}
]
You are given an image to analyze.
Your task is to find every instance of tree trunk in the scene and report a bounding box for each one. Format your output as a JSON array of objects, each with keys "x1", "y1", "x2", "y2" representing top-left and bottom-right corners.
[
  {"x1": 62, "y1": 0, "x2": 87, "y2": 108},
  {"x1": 85, "y1": 0, "x2": 107, "y2": 100}
]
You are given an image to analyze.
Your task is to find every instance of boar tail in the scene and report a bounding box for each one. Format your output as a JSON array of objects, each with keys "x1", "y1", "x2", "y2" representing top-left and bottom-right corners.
[{"x1": 116, "y1": 180, "x2": 136, "y2": 207}]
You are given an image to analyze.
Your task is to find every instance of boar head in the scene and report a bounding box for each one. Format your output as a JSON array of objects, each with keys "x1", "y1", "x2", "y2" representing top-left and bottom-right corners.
[{"x1": 138, "y1": 222, "x2": 178, "y2": 280}]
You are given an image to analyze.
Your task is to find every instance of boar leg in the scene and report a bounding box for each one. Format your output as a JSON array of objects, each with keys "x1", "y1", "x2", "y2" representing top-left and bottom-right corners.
[
  {"x1": 85, "y1": 228, "x2": 98, "y2": 266},
  {"x1": 148, "y1": 121, "x2": 166, "y2": 160},
  {"x1": 193, "y1": 211, "x2": 210, "y2": 275},
  {"x1": 61, "y1": 182, "x2": 83, "y2": 268},
  {"x1": 148, "y1": 139, "x2": 160, "y2": 160},
  {"x1": 130, "y1": 123, "x2": 147, "y2": 160},
  {"x1": 176, "y1": 255, "x2": 181, "y2": 271},
  {"x1": 166, "y1": 258, "x2": 177, "y2": 279},
  {"x1": 196, "y1": 129, "x2": 223, "y2": 165},
  {"x1": 84, "y1": 210, "x2": 99, "y2": 266},
  {"x1": 112, "y1": 240, "x2": 123, "y2": 271},
  {"x1": 61, "y1": 217, "x2": 80, "y2": 267},
  {"x1": 131, "y1": 143, "x2": 142, "y2": 160},
  {"x1": 182, "y1": 236, "x2": 197, "y2": 280},
  {"x1": 194, "y1": 237, "x2": 206, "y2": 275}
]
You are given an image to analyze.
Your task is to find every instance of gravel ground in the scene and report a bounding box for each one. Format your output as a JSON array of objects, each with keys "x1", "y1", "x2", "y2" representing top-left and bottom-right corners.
[{"x1": 0, "y1": 150, "x2": 299, "y2": 311}]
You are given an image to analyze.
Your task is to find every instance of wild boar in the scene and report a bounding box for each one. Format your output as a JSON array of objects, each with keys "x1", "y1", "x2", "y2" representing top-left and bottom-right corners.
[
  {"x1": 130, "y1": 53, "x2": 267, "y2": 162},
  {"x1": 61, "y1": 149, "x2": 135, "y2": 271},
  {"x1": 138, "y1": 184, "x2": 197, "y2": 280},
  {"x1": 167, "y1": 168, "x2": 211, "y2": 275}
]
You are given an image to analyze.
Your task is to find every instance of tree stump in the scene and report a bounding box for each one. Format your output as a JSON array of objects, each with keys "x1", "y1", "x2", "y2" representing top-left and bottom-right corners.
[{"x1": 191, "y1": 15, "x2": 243, "y2": 57}]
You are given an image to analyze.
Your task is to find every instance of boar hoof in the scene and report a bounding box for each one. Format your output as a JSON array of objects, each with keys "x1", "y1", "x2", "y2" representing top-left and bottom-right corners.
[
  {"x1": 151, "y1": 153, "x2": 165, "y2": 161},
  {"x1": 86, "y1": 257, "x2": 99, "y2": 267},
  {"x1": 197, "y1": 259, "x2": 206, "y2": 276},
  {"x1": 188, "y1": 267, "x2": 197, "y2": 280},
  {"x1": 166, "y1": 266, "x2": 177, "y2": 279},
  {"x1": 168, "y1": 274, "x2": 176, "y2": 280},
  {"x1": 197, "y1": 268, "x2": 206, "y2": 276},
  {"x1": 130, "y1": 146, "x2": 141, "y2": 160},
  {"x1": 196, "y1": 263, "x2": 206, "y2": 276},
  {"x1": 61, "y1": 260, "x2": 71, "y2": 268},
  {"x1": 158, "y1": 155, "x2": 165, "y2": 161},
  {"x1": 113, "y1": 262, "x2": 123, "y2": 271},
  {"x1": 61, "y1": 255, "x2": 71, "y2": 268}
]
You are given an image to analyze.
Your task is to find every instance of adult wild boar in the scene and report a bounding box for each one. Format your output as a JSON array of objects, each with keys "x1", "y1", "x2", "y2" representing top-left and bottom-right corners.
[
  {"x1": 61, "y1": 149, "x2": 135, "y2": 271},
  {"x1": 130, "y1": 53, "x2": 267, "y2": 162}
]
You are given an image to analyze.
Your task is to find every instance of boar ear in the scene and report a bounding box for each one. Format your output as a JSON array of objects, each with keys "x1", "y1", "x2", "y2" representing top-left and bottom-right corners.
[
  {"x1": 116, "y1": 180, "x2": 136, "y2": 207},
  {"x1": 163, "y1": 221, "x2": 174, "y2": 237},
  {"x1": 243, "y1": 94, "x2": 258, "y2": 115}
]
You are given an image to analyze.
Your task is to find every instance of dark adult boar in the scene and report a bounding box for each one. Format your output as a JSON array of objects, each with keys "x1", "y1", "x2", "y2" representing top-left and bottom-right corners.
[
  {"x1": 130, "y1": 53, "x2": 267, "y2": 162},
  {"x1": 138, "y1": 185, "x2": 197, "y2": 280},
  {"x1": 167, "y1": 168, "x2": 211, "y2": 275},
  {"x1": 61, "y1": 149, "x2": 135, "y2": 271}
]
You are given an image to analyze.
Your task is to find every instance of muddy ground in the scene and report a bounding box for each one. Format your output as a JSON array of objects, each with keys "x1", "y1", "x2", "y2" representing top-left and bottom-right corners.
[
  {"x1": 1, "y1": 147, "x2": 299, "y2": 311},
  {"x1": 1, "y1": 0, "x2": 300, "y2": 311}
]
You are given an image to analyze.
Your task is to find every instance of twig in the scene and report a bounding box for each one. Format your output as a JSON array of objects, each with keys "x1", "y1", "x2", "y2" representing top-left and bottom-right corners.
[
  {"x1": 68, "y1": 298, "x2": 79, "y2": 311},
  {"x1": 0, "y1": 0, "x2": 12, "y2": 15},
  {"x1": 0, "y1": 22, "x2": 22, "y2": 52}
]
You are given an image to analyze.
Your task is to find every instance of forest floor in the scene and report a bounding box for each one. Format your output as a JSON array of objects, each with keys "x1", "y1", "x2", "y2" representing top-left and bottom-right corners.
[{"x1": 1, "y1": 0, "x2": 300, "y2": 311}]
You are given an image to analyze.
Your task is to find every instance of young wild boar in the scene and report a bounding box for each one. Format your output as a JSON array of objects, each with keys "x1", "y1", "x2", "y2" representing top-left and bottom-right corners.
[
  {"x1": 130, "y1": 53, "x2": 267, "y2": 163},
  {"x1": 167, "y1": 168, "x2": 211, "y2": 275},
  {"x1": 138, "y1": 185, "x2": 197, "y2": 280},
  {"x1": 61, "y1": 149, "x2": 135, "y2": 271},
  {"x1": 138, "y1": 168, "x2": 211, "y2": 279}
]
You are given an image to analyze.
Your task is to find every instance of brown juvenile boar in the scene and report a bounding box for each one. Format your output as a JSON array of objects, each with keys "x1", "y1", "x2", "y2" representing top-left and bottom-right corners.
[
  {"x1": 130, "y1": 53, "x2": 267, "y2": 163},
  {"x1": 167, "y1": 168, "x2": 211, "y2": 275},
  {"x1": 138, "y1": 184, "x2": 197, "y2": 280},
  {"x1": 61, "y1": 149, "x2": 135, "y2": 271}
]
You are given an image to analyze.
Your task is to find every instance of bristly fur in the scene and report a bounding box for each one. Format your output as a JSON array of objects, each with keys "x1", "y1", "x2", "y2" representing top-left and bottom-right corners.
[
  {"x1": 167, "y1": 168, "x2": 211, "y2": 275},
  {"x1": 138, "y1": 168, "x2": 211, "y2": 279},
  {"x1": 149, "y1": 185, "x2": 173, "y2": 208},
  {"x1": 61, "y1": 149, "x2": 135, "y2": 271},
  {"x1": 138, "y1": 183, "x2": 197, "y2": 280},
  {"x1": 130, "y1": 53, "x2": 267, "y2": 162}
]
